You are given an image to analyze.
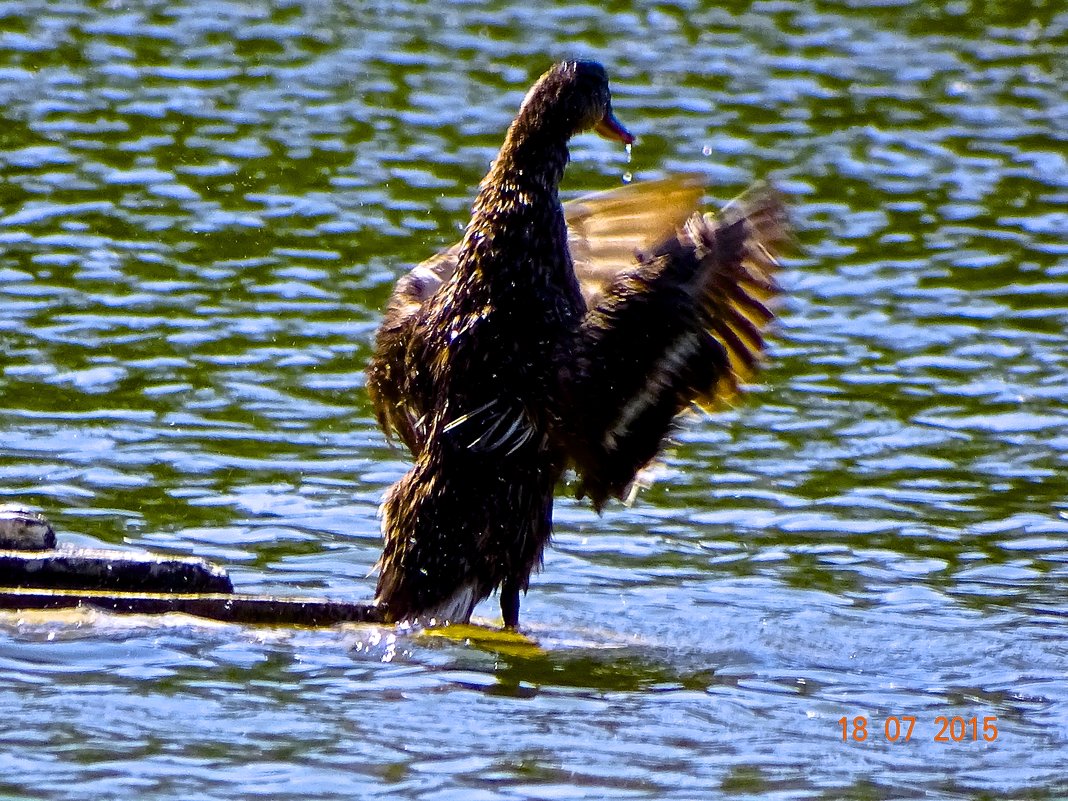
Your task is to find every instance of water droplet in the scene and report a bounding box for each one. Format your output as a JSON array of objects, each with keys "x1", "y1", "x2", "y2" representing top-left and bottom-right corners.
[
  {"x1": 702, "y1": 145, "x2": 712, "y2": 156},
  {"x1": 625, "y1": 142, "x2": 632, "y2": 163},
  {"x1": 623, "y1": 171, "x2": 633, "y2": 184}
]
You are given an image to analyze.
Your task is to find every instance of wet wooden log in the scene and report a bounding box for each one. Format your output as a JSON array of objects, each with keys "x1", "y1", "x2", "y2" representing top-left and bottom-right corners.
[
  {"x1": 0, "y1": 587, "x2": 385, "y2": 627},
  {"x1": 0, "y1": 548, "x2": 234, "y2": 594},
  {"x1": 0, "y1": 506, "x2": 387, "y2": 628}
]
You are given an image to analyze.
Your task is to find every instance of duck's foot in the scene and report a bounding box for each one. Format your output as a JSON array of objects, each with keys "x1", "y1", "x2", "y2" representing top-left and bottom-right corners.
[{"x1": 501, "y1": 580, "x2": 520, "y2": 629}]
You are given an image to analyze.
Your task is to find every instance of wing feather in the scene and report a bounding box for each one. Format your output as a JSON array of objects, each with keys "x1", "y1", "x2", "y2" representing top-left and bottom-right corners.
[{"x1": 560, "y1": 182, "x2": 790, "y2": 508}]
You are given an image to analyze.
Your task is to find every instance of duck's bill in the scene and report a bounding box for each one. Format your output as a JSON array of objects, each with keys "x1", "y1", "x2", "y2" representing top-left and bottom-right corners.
[{"x1": 594, "y1": 110, "x2": 635, "y2": 145}]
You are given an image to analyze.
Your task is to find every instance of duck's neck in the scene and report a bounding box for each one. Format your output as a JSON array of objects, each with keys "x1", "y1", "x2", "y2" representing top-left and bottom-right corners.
[
  {"x1": 457, "y1": 140, "x2": 571, "y2": 301},
  {"x1": 488, "y1": 118, "x2": 571, "y2": 196}
]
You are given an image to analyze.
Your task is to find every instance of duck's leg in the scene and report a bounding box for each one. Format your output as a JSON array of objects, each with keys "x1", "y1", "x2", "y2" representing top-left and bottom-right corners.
[{"x1": 500, "y1": 578, "x2": 520, "y2": 629}]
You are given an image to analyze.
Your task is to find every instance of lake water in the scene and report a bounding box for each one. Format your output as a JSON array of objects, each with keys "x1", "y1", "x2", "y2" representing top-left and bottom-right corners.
[{"x1": 1, "y1": 1, "x2": 1066, "y2": 799}]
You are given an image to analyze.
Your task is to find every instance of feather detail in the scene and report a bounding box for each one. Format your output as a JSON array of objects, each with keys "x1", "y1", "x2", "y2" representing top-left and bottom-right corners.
[{"x1": 562, "y1": 182, "x2": 789, "y2": 509}]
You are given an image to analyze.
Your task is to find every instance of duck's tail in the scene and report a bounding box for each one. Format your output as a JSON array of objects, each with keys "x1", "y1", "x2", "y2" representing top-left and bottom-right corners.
[{"x1": 561, "y1": 182, "x2": 790, "y2": 510}]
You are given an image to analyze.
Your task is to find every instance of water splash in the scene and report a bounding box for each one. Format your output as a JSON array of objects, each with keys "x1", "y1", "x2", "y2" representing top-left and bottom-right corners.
[{"x1": 623, "y1": 142, "x2": 633, "y2": 183}]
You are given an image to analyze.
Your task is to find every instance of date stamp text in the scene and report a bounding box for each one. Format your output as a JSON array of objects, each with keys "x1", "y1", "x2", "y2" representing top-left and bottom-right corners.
[{"x1": 838, "y1": 715, "x2": 998, "y2": 743}]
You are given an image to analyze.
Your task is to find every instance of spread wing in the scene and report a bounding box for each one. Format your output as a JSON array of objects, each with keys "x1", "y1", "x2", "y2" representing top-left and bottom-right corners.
[
  {"x1": 565, "y1": 173, "x2": 706, "y2": 303},
  {"x1": 367, "y1": 174, "x2": 709, "y2": 455},
  {"x1": 559, "y1": 183, "x2": 789, "y2": 509}
]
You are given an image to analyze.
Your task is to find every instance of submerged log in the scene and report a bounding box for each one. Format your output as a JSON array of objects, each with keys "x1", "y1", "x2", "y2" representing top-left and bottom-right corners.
[
  {"x1": 0, "y1": 547, "x2": 234, "y2": 594},
  {"x1": 0, "y1": 587, "x2": 385, "y2": 627},
  {"x1": 0, "y1": 507, "x2": 387, "y2": 628}
]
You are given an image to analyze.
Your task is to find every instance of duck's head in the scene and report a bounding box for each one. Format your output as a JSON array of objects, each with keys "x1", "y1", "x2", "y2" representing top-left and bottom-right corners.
[{"x1": 514, "y1": 60, "x2": 634, "y2": 148}]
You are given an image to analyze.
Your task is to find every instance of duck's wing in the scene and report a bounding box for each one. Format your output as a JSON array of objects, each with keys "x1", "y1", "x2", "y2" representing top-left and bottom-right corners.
[
  {"x1": 365, "y1": 250, "x2": 456, "y2": 453},
  {"x1": 565, "y1": 174, "x2": 706, "y2": 304},
  {"x1": 367, "y1": 175, "x2": 708, "y2": 455},
  {"x1": 560, "y1": 183, "x2": 790, "y2": 510}
]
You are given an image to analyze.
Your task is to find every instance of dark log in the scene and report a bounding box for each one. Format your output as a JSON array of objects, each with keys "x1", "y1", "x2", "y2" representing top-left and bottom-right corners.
[
  {"x1": 0, "y1": 508, "x2": 388, "y2": 628},
  {"x1": 0, "y1": 587, "x2": 385, "y2": 627},
  {"x1": 0, "y1": 548, "x2": 233, "y2": 594}
]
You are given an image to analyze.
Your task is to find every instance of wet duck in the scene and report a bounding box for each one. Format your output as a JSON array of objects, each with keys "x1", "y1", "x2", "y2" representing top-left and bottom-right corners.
[{"x1": 367, "y1": 61, "x2": 788, "y2": 627}]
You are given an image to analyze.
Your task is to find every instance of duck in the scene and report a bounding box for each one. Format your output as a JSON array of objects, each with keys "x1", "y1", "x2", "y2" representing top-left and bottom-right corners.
[{"x1": 367, "y1": 60, "x2": 788, "y2": 627}]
